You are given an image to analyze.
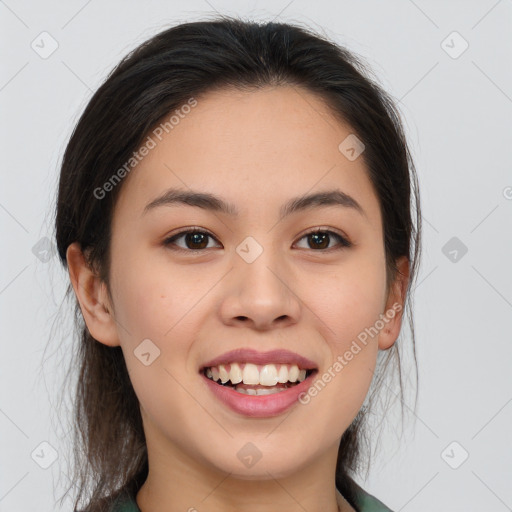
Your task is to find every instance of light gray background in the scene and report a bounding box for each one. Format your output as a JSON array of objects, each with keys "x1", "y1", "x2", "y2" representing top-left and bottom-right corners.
[{"x1": 1, "y1": 1, "x2": 511, "y2": 511}]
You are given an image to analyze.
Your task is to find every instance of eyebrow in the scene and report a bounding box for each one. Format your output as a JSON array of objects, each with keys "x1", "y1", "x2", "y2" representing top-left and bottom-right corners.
[{"x1": 142, "y1": 187, "x2": 366, "y2": 221}]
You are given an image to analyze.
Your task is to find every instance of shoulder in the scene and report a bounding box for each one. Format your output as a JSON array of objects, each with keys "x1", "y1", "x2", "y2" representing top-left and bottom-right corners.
[
  {"x1": 108, "y1": 491, "x2": 141, "y2": 512},
  {"x1": 78, "y1": 484, "x2": 391, "y2": 512},
  {"x1": 73, "y1": 489, "x2": 141, "y2": 512},
  {"x1": 352, "y1": 481, "x2": 395, "y2": 512}
]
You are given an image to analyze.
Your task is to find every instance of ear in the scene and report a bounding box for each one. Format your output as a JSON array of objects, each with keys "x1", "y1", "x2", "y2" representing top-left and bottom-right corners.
[
  {"x1": 378, "y1": 256, "x2": 410, "y2": 351},
  {"x1": 66, "y1": 242, "x2": 120, "y2": 347}
]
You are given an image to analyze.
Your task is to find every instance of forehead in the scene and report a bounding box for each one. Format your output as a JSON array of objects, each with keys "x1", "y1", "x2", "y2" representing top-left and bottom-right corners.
[{"x1": 113, "y1": 85, "x2": 381, "y2": 227}]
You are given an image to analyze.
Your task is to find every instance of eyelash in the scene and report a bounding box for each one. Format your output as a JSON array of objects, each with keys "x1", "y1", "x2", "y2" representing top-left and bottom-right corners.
[{"x1": 163, "y1": 227, "x2": 352, "y2": 253}]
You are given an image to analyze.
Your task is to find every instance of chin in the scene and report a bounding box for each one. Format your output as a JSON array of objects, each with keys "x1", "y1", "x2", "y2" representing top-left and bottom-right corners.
[{"x1": 200, "y1": 438, "x2": 314, "y2": 480}]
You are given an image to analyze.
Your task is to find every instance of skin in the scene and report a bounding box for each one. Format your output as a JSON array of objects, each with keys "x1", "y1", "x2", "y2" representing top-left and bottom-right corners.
[{"x1": 67, "y1": 85, "x2": 409, "y2": 512}]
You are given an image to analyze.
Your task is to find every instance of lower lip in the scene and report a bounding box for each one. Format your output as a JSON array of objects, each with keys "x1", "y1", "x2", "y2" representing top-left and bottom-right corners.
[{"x1": 201, "y1": 371, "x2": 317, "y2": 418}]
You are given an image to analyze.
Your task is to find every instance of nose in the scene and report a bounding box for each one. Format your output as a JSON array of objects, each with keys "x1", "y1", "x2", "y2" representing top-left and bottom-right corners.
[{"x1": 218, "y1": 248, "x2": 302, "y2": 330}]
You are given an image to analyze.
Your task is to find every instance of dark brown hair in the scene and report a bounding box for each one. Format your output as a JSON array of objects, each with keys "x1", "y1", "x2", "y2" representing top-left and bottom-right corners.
[{"x1": 54, "y1": 15, "x2": 421, "y2": 512}]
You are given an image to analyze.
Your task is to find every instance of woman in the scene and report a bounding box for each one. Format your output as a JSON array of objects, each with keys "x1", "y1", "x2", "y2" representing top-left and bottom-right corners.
[{"x1": 56, "y1": 15, "x2": 421, "y2": 512}]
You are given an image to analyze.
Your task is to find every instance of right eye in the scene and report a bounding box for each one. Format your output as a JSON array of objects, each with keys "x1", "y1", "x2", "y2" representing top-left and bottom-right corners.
[{"x1": 163, "y1": 227, "x2": 222, "y2": 252}]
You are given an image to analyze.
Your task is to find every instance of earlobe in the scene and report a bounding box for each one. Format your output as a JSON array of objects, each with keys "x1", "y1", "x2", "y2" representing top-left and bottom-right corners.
[
  {"x1": 378, "y1": 256, "x2": 410, "y2": 351},
  {"x1": 66, "y1": 242, "x2": 120, "y2": 347}
]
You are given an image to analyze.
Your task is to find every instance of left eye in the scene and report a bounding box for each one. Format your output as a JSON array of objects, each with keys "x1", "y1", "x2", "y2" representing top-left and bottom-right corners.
[
  {"x1": 163, "y1": 228, "x2": 352, "y2": 252},
  {"x1": 295, "y1": 229, "x2": 352, "y2": 250}
]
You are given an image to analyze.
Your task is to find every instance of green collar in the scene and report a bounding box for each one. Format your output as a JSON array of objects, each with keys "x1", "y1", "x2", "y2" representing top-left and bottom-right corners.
[{"x1": 109, "y1": 484, "x2": 394, "y2": 512}]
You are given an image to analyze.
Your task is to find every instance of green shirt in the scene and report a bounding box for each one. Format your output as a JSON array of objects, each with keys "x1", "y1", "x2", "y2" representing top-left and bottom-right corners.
[{"x1": 108, "y1": 485, "x2": 394, "y2": 512}]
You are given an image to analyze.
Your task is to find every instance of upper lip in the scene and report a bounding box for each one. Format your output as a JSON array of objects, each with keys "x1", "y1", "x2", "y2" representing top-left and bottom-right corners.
[{"x1": 200, "y1": 348, "x2": 318, "y2": 371}]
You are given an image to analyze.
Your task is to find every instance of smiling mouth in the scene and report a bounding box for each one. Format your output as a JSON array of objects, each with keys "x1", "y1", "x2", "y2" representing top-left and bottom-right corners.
[{"x1": 202, "y1": 362, "x2": 317, "y2": 396}]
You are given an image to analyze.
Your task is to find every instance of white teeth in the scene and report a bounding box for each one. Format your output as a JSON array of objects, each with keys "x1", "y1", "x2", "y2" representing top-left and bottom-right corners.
[
  {"x1": 277, "y1": 365, "x2": 288, "y2": 384},
  {"x1": 219, "y1": 364, "x2": 229, "y2": 384},
  {"x1": 229, "y1": 362, "x2": 243, "y2": 384},
  {"x1": 259, "y1": 364, "x2": 278, "y2": 386},
  {"x1": 288, "y1": 364, "x2": 299, "y2": 383},
  {"x1": 235, "y1": 386, "x2": 284, "y2": 396},
  {"x1": 205, "y1": 362, "x2": 312, "y2": 387},
  {"x1": 242, "y1": 363, "x2": 260, "y2": 385}
]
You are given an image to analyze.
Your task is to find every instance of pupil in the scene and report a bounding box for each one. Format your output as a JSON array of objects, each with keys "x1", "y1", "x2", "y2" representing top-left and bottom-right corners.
[
  {"x1": 310, "y1": 233, "x2": 328, "y2": 249},
  {"x1": 187, "y1": 233, "x2": 329, "y2": 250},
  {"x1": 187, "y1": 233, "x2": 207, "y2": 249}
]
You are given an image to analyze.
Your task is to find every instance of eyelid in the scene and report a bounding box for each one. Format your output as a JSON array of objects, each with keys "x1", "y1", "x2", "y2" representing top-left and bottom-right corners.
[
  {"x1": 163, "y1": 226, "x2": 352, "y2": 252},
  {"x1": 163, "y1": 227, "x2": 221, "y2": 252},
  {"x1": 295, "y1": 226, "x2": 352, "y2": 249}
]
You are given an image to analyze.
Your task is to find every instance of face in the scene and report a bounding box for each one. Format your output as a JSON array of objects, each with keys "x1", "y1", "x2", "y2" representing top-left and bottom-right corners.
[{"x1": 89, "y1": 85, "x2": 405, "y2": 481}]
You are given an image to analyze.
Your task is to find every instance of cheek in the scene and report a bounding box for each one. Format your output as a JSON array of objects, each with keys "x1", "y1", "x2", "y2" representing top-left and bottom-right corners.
[
  {"x1": 307, "y1": 255, "x2": 387, "y2": 349},
  {"x1": 110, "y1": 257, "x2": 211, "y2": 402},
  {"x1": 111, "y1": 256, "x2": 204, "y2": 342},
  {"x1": 297, "y1": 252, "x2": 385, "y2": 418},
  {"x1": 113, "y1": 266, "x2": 201, "y2": 428}
]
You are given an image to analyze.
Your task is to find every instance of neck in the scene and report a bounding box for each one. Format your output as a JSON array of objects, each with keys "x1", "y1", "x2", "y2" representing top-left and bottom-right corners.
[
  {"x1": 135, "y1": 424, "x2": 355, "y2": 512},
  {"x1": 137, "y1": 476, "x2": 354, "y2": 512}
]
